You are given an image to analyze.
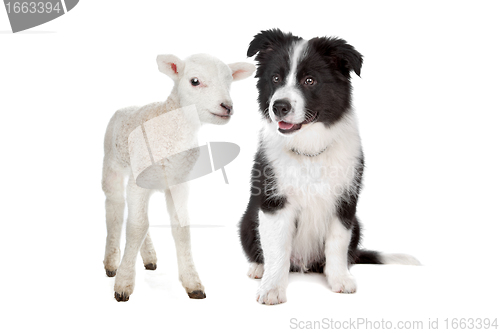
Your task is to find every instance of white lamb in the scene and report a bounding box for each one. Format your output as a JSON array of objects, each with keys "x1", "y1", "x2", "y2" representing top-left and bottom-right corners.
[{"x1": 102, "y1": 53, "x2": 255, "y2": 301}]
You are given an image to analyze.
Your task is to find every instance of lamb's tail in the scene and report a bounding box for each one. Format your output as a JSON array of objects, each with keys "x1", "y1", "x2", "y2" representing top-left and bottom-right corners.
[{"x1": 355, "y1": 249, "x2": 421, "y2": 266}]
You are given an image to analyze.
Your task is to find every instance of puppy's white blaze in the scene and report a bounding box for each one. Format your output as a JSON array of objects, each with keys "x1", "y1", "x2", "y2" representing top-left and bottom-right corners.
[
  {"x1": 269, "y1": 39, "x2": 309, "y2": 125},
  {"x1": 381, "y1": 253, "x2": 422, "y2": 265},
  {"x1": 285, "y1": 39, "x2": 309, "y2": 87}
]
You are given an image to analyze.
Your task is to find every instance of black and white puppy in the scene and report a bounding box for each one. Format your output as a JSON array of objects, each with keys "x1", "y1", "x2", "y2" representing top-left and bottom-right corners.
[{"x1": 239, "y1": 29, "x2": 419, "y2": 305}]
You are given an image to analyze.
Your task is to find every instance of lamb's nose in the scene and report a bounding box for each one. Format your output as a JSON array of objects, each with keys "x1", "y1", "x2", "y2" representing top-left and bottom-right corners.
[{"x1": 220, "y1": 103, "x2": 233, "y2": 115}]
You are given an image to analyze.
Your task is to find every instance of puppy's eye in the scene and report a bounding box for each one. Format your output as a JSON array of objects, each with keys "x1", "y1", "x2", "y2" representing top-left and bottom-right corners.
[
  {"x1": 190, "y1": 78, "x2": 200, "y2": 86},
  {"x1": 272, "y1": 75, "x2": 281, "y2": 83},
  {"x1": 304, "y1": 77, "x2": 315, "y2": 85}
]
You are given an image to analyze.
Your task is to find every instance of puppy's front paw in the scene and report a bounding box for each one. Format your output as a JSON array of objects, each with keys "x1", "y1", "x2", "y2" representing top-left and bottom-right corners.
[
  {"x1": 328, "y1": 273, "x2": 357, "y2": 294},
  {"x1": 256, "y1": 286, "x2": 287, "y2": 305},
  {"x1": 247, "y1": 263, "x2": 264, "y2": 279}
]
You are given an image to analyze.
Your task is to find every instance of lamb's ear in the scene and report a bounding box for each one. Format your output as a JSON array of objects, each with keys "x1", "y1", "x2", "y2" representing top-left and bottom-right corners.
[
  {"x1": 310, "y1": 37, "x2": 363, "y2": 78},
  {"x1": 156, "y1": 54, "x2": 185, "y2": 80},
  {"x1": 227, "y1": 62, "x2": 256, "y2": 81},
  {"x1": 247, "y1": 28, "x2": 291, "y2": 57}
]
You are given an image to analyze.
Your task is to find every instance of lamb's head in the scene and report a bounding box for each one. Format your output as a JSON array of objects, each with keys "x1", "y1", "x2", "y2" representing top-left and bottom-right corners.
[{"x1": 157, "y1": 53, "x2": 255, "y2": 125}]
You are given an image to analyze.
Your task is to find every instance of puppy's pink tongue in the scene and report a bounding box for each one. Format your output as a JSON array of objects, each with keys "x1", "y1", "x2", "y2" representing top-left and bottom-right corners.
[{"x1": 278, "y1": 121, "x2": 294, "y2": 130}]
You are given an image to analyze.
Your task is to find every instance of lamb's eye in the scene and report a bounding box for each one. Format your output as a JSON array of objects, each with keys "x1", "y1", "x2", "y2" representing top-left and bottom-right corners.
[
  {"x1": 190, "y1": 78, "x2": 200, "y2": 86},
  {"x1": 304, "y1": 77, "x2": 315, "y2": 85},
  {"x1": 272, "y1": 75, "x2": 281, "y2": 83}
]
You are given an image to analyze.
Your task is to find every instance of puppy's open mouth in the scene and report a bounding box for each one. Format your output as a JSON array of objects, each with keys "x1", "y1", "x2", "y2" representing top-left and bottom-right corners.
[{"x1": 278, "y1": 111, "x2": 318, "y2": 134}]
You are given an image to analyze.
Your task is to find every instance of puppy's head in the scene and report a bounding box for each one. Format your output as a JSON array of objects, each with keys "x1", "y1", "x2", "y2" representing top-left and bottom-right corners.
[{"x1": 248, "y1": 29, "x2": 362, "y2": 136}]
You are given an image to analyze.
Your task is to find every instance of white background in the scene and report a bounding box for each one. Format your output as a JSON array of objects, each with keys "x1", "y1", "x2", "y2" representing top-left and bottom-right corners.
[{"x1": 1, "y1": 1, "x2": 499, "y2": 332}]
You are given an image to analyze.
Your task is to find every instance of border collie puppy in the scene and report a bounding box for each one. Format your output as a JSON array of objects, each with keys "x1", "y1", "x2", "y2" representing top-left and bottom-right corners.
[{"x1": 239, "y1": 29, "x2": 419, "y2": 305}]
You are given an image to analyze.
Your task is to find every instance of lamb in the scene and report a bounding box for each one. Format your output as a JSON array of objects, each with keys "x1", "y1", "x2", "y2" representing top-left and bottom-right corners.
[{"x1": 101, "y1": 53, "x2": 255, "y2": 302}]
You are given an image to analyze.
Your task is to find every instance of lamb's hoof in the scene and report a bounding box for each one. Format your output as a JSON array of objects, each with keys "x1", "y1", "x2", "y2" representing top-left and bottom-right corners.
[
  {"x1": 106, "y1": 269, "x2": 116, "y2": 277},
  {"x1": 187, "y1": 290, "x2": 206, "y2": 299},
  {"x1": 114, "y1": 292, "x2": 129, "y2": 302},
  {"x1": 144, "y1": 263, "x2": 157, "y2": 270}
]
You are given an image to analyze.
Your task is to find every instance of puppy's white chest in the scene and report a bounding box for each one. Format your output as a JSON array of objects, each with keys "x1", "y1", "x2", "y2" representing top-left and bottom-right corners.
[
  {"x1": 269, "y1": 148, "x2": 359, "y2": 270},
  {"x1": 274, "y1": 149, "x2": 355, "y2": 200}
]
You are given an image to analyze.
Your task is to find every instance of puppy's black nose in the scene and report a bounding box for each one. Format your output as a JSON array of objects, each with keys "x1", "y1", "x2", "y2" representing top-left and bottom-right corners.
[
  {"x1": 220, "y1": 103, "x2": 233, "y2": 115},
  {"x1": 272, "y1": 99, "x2": 292, "y2": 118}
]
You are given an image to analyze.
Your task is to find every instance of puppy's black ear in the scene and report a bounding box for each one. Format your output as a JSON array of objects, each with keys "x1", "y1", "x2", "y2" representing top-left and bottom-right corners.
[
  {"x1": 311, "y1": 37, "x2": 363, "y2": 77},
  {"x1": 247, "y1": 28, "x2": 289, "y2": 57}
]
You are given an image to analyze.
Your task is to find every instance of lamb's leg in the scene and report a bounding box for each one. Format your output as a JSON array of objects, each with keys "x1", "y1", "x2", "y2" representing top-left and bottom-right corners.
[
  {"x1": 165, "y1": 184, "x2": 205, "y2": 299},
  {"x1": 102, "y1": 164, "x2": 126, "y2": 277},
  {"x1": 140, "y1": 231, "x2": 157, "y2": 270},
  {"x1": 114, "y1": 180, "x2": 152, "y2": 302}
]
